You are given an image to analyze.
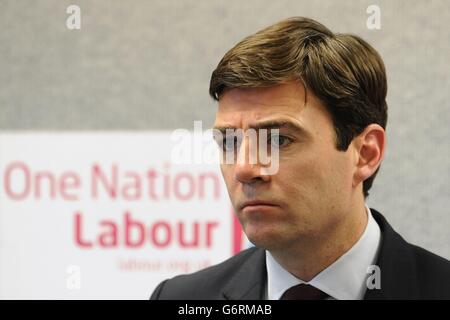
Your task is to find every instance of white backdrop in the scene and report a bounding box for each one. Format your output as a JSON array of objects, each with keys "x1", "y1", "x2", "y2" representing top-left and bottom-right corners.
[{"x1": 0, "y1": 132, "x2": 248, "y2": 299}]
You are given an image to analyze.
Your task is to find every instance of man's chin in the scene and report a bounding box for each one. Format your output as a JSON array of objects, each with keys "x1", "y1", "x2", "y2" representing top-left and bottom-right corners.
[{"x1": 244, "y1": 226, "x2": 289, "y2": 251}]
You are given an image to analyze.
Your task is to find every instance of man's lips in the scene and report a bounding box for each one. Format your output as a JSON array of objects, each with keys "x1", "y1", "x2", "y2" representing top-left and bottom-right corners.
[{"x1": 239, "y1": 200, "x2": 279, "y2": 210}]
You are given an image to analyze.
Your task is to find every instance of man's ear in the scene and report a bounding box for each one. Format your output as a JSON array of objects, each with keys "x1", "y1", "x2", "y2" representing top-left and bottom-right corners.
[{"x1": 352, "y1": 124, "x2": 386, "y2": 188}]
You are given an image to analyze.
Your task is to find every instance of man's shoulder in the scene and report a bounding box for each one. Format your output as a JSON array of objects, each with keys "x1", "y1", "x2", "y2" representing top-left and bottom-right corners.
[
  {"x1": 409, "y1": 243, "x2": 450, "y2": 297},
  {"x1": 411, "y1": 243, "x2": 450, "y2": 273},
  {"x1": 150, "y1": 247, "x2": 264, "y2": 300},
  {"x1": 370, "y1": 208, "x2": 450, "y2": 299},
  {"x1": 372, "y1": 208, "x2": 450, "y2": 276}
]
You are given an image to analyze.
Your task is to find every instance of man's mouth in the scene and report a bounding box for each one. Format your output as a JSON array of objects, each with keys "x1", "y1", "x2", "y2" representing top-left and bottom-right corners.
[{"x1": 240, "y1": 200, "x2": 279, "y2": 210}]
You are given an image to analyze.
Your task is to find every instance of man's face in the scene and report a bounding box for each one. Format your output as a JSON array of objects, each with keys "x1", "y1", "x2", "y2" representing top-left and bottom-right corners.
[{"x1": 214, "y1": 81, "x2": 358, "y2": 251}]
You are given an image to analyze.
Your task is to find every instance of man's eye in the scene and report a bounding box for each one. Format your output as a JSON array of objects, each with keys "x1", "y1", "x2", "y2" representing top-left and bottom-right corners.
[{"x1": 269, "y1": 134, "x2": 292, "y2": 148}]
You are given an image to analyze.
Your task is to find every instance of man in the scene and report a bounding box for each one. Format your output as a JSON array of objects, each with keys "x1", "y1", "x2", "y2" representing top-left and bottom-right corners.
[{"x1": 150, "y1": 17, "x2": 450, "y2": 300}]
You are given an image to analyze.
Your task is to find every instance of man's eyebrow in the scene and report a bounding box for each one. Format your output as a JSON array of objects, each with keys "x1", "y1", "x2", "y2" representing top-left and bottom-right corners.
[
  {"x1": 213, "y1": 119, "x2": 309, "y2": 136},
  {"x1": 212, "y1": 125, "x2": 235, "y2": 134}
]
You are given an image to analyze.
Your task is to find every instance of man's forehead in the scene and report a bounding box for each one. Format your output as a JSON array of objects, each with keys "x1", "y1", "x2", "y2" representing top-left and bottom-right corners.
[
  {"x1": 215, "y1": 86, "x2": 308, "y2": 128},
  {"x1": 217, "y1": 82, "x2": 307, "y2": 110},
  {"x1": 212, "y1": 82, "x2": 333, "y2": 137}
]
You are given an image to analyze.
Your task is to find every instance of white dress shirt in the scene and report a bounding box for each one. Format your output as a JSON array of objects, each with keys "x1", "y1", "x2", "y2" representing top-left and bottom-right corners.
[{"x1": 265, "y1": 205, "x2": 381, "y2": 300}]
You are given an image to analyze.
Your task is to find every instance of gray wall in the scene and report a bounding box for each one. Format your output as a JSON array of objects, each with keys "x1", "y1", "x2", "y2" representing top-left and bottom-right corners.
[{"x1": 1, "y1": 0, "x2": 449, "y2": 259}]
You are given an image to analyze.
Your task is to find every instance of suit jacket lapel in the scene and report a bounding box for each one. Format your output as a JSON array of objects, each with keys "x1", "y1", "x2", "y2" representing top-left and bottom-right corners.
[
  {"x1": 222, "y1": 248, "x2": 267, "y2": 300},
  {"x1": 364, "y1": 209, "x2": 420, "y2": 299}
]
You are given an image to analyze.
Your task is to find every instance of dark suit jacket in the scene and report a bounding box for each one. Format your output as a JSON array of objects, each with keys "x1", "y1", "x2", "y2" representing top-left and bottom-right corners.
[{"x1": 150, "y1": 209, "x2": 450, "y2": 299}]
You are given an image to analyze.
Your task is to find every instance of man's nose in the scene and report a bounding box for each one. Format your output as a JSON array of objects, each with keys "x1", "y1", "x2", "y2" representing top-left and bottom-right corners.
[{"x1": 234, "y1": 137, "x2": 270, "y2": 184}]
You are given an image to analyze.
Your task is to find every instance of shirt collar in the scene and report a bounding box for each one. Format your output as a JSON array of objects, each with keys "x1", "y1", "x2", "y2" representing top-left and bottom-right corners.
[{"x1": 266, "y1": 205, "x2": 381, "y2": 300}]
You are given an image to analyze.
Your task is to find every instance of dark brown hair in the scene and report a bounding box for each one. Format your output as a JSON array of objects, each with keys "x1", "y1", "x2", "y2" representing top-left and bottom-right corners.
[{"x1": 209, "y1": 17, "x2": 388, "y2": 198}]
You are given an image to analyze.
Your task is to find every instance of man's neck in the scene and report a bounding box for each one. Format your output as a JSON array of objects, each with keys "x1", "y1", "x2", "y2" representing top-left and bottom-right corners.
[{"x1": 269, "y1": 200, "x2": 368, "y2": 282}]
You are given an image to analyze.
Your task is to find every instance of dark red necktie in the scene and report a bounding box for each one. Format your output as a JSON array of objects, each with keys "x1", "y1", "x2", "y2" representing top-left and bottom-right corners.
[{"x1": 280, "y1": 284, "x2": 329, "y2": 300}]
